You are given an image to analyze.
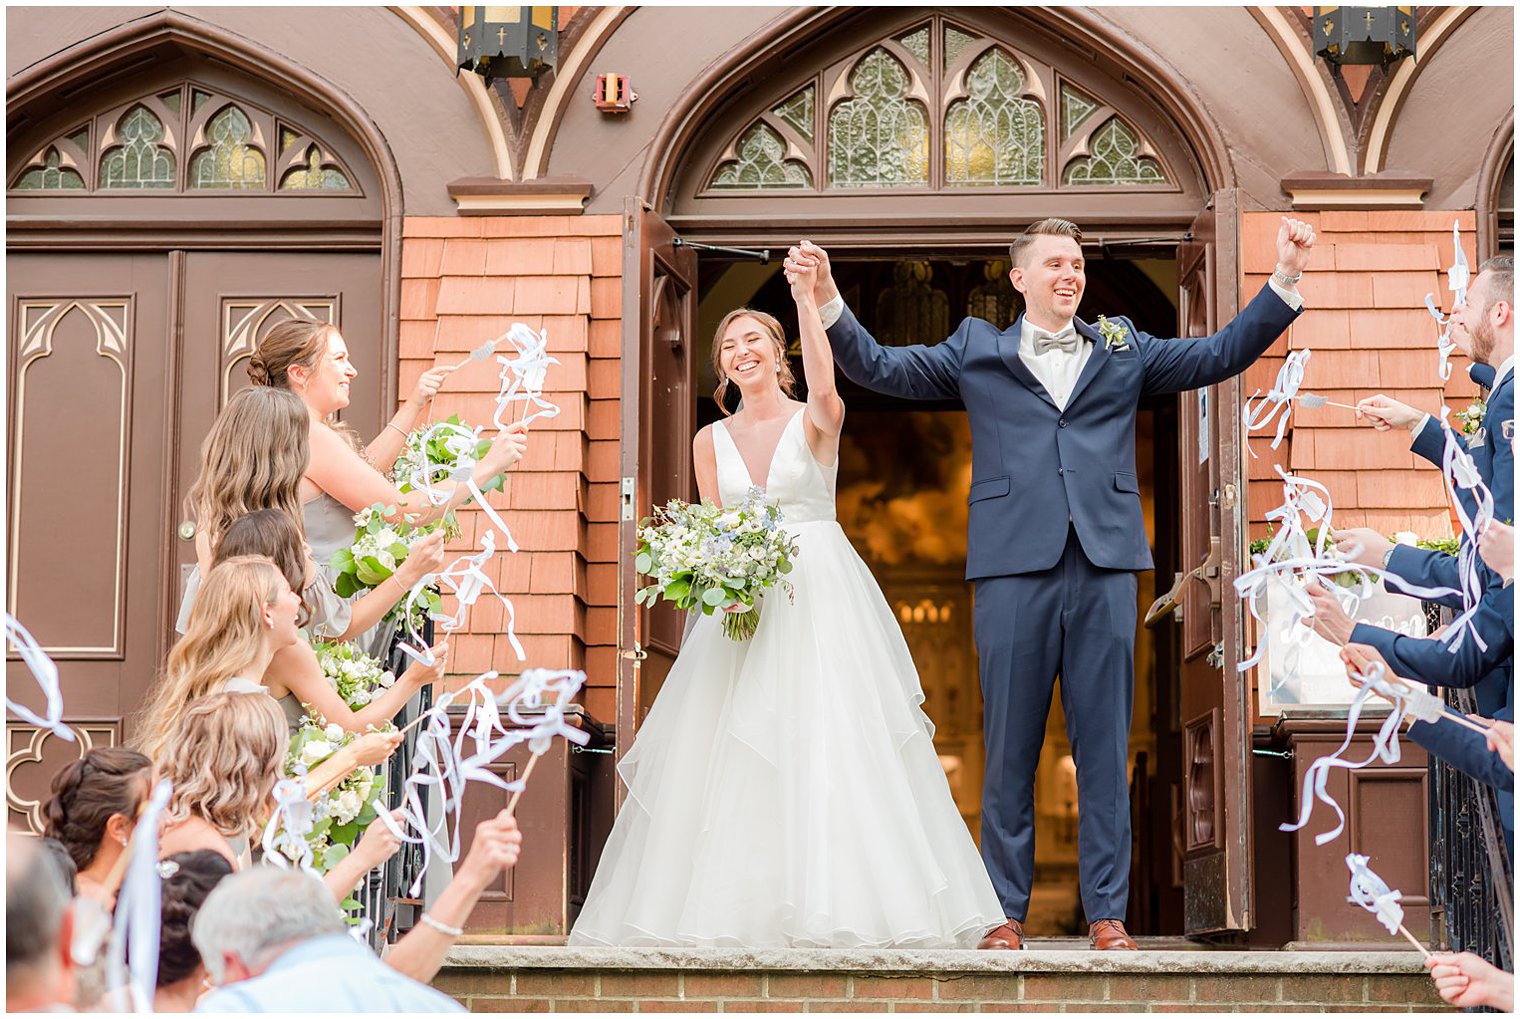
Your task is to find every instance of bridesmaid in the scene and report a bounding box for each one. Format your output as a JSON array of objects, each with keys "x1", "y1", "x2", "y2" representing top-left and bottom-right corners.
[
  {"x1": 41, "y1": 747, "x2": 151, "y2": 906},
  {"x1": 139, "y1": 555, "x2": 441, "y2": 758},
  {"x1": 180, "y1": 388, "x2": 445, "y2": 643},
  {"x1": 155, "y1": 692, "x2": 402, "y2": 903},
  {"x1": 247, "y1": 320, "x2": 526, "y2": 653}
]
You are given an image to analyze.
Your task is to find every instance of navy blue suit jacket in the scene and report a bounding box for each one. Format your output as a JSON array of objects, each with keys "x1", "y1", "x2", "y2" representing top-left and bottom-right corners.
[
  {"x1": 824, "y1": 284, "x2": 1301, "y2": 579},
  {"x1": 1409, "y1": 704, "x2": 1513, "y2": 794}
]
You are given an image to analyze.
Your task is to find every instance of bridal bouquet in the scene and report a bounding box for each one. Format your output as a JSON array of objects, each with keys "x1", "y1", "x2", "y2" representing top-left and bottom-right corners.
[
  {"x1": 329, "y1": 504, "x2": 442, "y2": 633},
  {"x1": 391, "y1": 414, "x2": 502, "y2": 537},
  {"x1": 312, "y1": 640, "x2": 396, "y2": 710},
  {"x1": 634, "y1": 486, "x2": 798, "y2": 641},
  {"x1": 285, "y1": 719, "x2": 387, "y2": 874}
]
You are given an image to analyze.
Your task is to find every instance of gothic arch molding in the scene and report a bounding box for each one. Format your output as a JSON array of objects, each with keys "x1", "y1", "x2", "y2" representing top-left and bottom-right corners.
[{"x1": 639, "y1": 5, "x2": 1234, "y2": 224}]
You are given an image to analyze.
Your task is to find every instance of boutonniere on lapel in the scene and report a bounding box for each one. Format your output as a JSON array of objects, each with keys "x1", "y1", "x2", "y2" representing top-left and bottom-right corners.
[{"x1": 1095, "y1": 315, "x2": 1131, "y2": 352}]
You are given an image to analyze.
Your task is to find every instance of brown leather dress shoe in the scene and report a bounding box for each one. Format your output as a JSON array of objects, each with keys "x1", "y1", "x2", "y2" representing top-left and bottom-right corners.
[
  {"x1": 1088, "y1": 919, "x2": 1138, "y2": 950},
  {"x1": 978, "y1": 919, "x2": 1024, "y2": 950}
]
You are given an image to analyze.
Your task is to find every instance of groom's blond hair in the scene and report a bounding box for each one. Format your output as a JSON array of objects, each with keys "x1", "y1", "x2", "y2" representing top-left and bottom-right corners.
[{"x1": 1010, "y1": 218, "x2": 1082, "y2": 267}]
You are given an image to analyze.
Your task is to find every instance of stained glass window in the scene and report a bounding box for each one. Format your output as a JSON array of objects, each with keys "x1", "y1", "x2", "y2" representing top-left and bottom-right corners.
[
  {"x1": 711, "y1": 123, "x2": 811, "y2": 189},
  {"x1": 896, "y1": 26, "x2": 930, "y2": 66},
  {"x1": 1063, "y1": 117, "x2": 1165, "y2": 185},
  {"x1": 944, "y1": 26, "x2": 978, "y2": 68},
  {"x1": 1060, "y1": 84, "x2": 1099, "y2": 140},
  {"x1": 14, "y1": 148, "x2": 86, "y2": 190},
  {"x1": 945, "y1": 49, "x2": 1043, "y2": 187},
  {"x1": 100, "y1": 106, "x2": 174, "y2": 189},
  {"x1": 279, "y1": 146, "x2": 351, "y2": 190},
  {"x1": 189, "y1": 106, "x2": 266, "y2": 189},
  {"x1": 827, "y1": 48, "x2": 929, "y2": 188},
  {"x1": 772, "y1": 87, "x2": 815, "y2": 145}
]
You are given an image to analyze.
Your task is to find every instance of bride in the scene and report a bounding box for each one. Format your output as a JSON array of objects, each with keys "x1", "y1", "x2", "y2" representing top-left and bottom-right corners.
[{"x1": 568, "y1": 259, "x2": 1004, "y2": 948}]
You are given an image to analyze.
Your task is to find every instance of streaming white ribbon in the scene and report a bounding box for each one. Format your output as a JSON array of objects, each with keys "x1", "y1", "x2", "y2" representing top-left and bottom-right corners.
[
  {"x1": 404, "y1": 418, "x2": 518, "y2": 553},
  {"x1": 1280, "y1": 660, "x2": 1408, "y2": 845},
  {"x1": 492, "y1": 322, "x2": 561, "y2": 429},
  {"x1": 1346, "y1": 853, "x2": 1406, "y2": 937},
  {"x1": 1425, "y1": 221, "x2": 1471, "y2": 382},
  {"x1": 4, "y1": 614, "x2": 73, "y2": 742},
  {"x1": 379, "y1": 669, "x2": 588, "y2": 896},
  {"x1": 1242, "y1": 348, "x2": 1311, "y2": 457},
  {"x1": 1433, "y1": 409, "x2": 1495, "y2": 656},
  {"x1": 260, "y1": 774, "x2": 320, "y2": 875},
  {"x1": 105, "y1": 778, "x2": 173, "y2": 1013},
  {"x1": 394, "y1": 529, "x2": 525, "y2": 667},
  {"x1": 1235, "y1": 467, "x2": 1463, "y2": 687}
]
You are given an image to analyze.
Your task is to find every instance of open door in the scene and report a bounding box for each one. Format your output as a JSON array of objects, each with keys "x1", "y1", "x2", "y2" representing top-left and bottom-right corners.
[
  {"x1": 1174, "y1": 191, "x2": 1254, "y2": 935},
  {"x1": 615, "y1": 198, "x2": 698, "y2": 800}
]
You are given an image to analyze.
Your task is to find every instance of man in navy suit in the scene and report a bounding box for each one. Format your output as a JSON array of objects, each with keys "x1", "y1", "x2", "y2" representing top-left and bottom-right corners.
[{"x1": 786, "y1": 217, "x2": 1314, "y2": 949}]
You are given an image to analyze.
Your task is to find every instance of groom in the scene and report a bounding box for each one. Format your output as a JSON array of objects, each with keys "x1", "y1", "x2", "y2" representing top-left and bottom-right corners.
[{"x1": 788, "y1": 216, "x2": 1314, "y2": 949}]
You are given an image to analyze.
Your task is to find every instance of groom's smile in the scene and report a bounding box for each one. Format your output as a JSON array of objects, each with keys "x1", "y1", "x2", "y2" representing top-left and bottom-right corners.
[{"x1": 1009, "y1": 232, "x2": 1087, "y2": 330}]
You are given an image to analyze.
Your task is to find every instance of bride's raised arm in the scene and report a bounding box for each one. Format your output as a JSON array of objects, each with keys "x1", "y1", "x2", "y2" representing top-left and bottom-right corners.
[{"x1": 788, "y1": 255, "x2": 846, "y2": 442}]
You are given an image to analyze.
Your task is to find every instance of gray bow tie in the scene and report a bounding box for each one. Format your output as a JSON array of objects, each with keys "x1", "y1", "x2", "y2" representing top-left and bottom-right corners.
[{"x1": 1032, "y1": 327, "x2": 1080, "y2": 355}]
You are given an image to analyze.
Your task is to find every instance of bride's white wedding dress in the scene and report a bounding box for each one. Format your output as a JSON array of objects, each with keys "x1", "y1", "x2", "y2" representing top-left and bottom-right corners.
[{"x1": 569, "y1": 407, "x2": 1004, "y2": 948}]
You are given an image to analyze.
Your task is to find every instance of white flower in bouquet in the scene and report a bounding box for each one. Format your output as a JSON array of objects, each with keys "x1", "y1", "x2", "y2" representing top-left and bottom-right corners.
[
  {"x1": 284, "y1": 718, "x2": 388, "y2": 874},
  {"x1": 299, "y1": 739, "x2": 333, "y2": 766},
  {"x1": 634, "y1": 486, "x2": 799, "y2": 641},
  {"x1": 323, "y1": 722, "x2": 344, "y2": 741},
  {"x1": 312, "y1": 641, "x2": 392, "y2": 715}
]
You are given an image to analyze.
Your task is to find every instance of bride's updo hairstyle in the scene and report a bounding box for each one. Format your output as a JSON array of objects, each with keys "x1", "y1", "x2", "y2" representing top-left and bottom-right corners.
[
  {"x1": 710, "y1": 307, "x2": 797, "y2": 416},
  {"x1": 185, "y1": 387, "x2": 309, "y2": 553},
  {"x1": 248, "y1": 319, "x2": 364, "y2": 453}
]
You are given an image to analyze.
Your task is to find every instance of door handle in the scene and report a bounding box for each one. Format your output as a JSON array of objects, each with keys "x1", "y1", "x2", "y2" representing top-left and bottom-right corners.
[
  {"x1": 178, "y1": 520, "x2": 196, "y2": 541},
  {"x1": 1144, "y1": 538, "x2": 1221, "y2": 628}
]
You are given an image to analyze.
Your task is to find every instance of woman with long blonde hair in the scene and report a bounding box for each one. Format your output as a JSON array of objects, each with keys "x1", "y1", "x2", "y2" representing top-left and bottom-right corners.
[
  {"x1": 140, "y1": 556, "x2": 440, "y2": 755},
  {"x1": 248, "y1": 320, "x2": 526, "y2": 654},
  {"x1": 155, "y1": 692, "x2": 403, "y2": 904},
  {"x1": 179, "y1": 390, "x2": 444, "y2": 644}
]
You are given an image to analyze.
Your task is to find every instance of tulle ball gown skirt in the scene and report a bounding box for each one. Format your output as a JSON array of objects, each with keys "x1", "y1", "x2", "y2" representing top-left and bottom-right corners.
[{"x1": 568, "y1": 520, "x2": 1005, "y2": 949}]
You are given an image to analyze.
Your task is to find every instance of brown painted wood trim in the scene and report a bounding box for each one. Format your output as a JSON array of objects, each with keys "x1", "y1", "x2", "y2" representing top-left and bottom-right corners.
[
  {"x1": 7, "y1": 8, "x2": 404, "y2": 413},
  {"x1": 1476, "y1": 113, "x2": 1514, "y2": 261},
  {"x1": 159, "y1": 250, "x2": 187, "y2": 660},
  {"x1": 638, "y1": 6, "x2": 1234, "y2": 211}
]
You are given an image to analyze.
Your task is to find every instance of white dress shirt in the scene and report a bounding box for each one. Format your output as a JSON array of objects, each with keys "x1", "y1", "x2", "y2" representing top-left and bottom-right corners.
[
  {"x1": 1409, "y1": 353, "x2": 1513, "y2": 437},
  {"x1": 817, "y1": 279, "x2": 1302, "y2": 411}
]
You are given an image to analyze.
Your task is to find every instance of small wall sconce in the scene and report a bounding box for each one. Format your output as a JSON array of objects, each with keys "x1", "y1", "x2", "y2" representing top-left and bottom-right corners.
[{"x1": 593, "y1": 73, "x2": 637, "y2": 114}]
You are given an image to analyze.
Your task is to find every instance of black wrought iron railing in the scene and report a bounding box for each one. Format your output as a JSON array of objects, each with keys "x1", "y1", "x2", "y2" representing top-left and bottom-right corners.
[
  {"x1": 1426, "y1": 681, "x2": 1513, "y2": 978},
  {"x1": 352, "y1": 626, "x2": 435, "y2": 950}
]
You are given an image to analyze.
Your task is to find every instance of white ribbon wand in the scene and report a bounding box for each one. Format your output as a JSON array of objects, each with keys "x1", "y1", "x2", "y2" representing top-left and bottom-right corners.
[
  {"x1": 1424, "y1": 221, "x2": 1470, "y2": 382},
  {"x1": 5, "y1": 614, "x2": 74, "y2": 742},
  {"x1": 1242, "y1": 349, "x2": 1311, "y2": 457},
  {"x1": 1281, "y1": 660, "x2": 1409, "y2": 846},
  {"x1": 260, "y1": 774, "x2": 320, "y2": 874},
  {"x1": 394, "y1": 528, "x2": 525, "y2": 667},
  {"x1": 492, "y1": 323, "x2": 561, "y2": 429},
  {"x1": 1346, "y1": 853, "x2": 1429, "y2": 957},
  {"x1": 454, "y1": 669, "x2": 590, "y2": 815},
  {"x1": 404, "y1": 418, "x2": 519, "y2": 553},
  {"x1": 1428, "y1": 410, "x2": 1495, "y2": 656},
  {"x1": 105, "y1": 778, "x2": 173, "y2": 1013}
]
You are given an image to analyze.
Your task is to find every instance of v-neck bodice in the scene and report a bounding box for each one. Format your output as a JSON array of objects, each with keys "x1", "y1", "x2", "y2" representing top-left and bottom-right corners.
[{"x1": 712, "y1": 409, "x2": 836, "y2": 525}]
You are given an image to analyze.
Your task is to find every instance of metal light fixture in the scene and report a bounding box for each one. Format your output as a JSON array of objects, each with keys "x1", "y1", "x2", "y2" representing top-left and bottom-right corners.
[
  {"x1": 1313, "y1": 6, "x2": 1416, "y2": 67},
  {"x1": 457, "y1": 6, "x2": 558, "y2": 84}
]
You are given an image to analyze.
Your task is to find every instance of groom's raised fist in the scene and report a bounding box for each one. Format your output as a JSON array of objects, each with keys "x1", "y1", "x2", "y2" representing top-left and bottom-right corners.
[{"x1": 1276, "y1": 216, "x2": 1316, "y2": 276}]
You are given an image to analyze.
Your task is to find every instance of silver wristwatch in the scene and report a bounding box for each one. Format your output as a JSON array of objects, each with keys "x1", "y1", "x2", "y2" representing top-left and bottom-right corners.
[{"x1": 1273, "y1": 267, "x2": 1303, "y2": 288}]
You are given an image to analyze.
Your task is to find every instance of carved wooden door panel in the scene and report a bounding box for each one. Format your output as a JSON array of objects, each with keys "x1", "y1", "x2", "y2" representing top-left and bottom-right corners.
[
  {"x1": 6, "y1": 252, "x2": 171, "y2": 829},
  {"x1": 1175, "y1": 192, "x2": 1254, "y2": 935},
  {"x1": 615, "y1": 199, "x2": 697, "y2": 797}
]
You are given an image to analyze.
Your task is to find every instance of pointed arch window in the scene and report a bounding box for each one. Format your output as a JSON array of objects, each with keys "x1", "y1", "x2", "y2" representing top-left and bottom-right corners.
[
  {"x1": 189, "y1": 105, "x2": 267, "y2": 189},
  {"x1": 9, "y1": 82, "x2": 359, "y2": 196},
  {"x1": 100, "y1": 106, "x2": 175, "y2": 189},
  {"x1": 698, "y1": 14, "x2": 1174, "y2": 196}
]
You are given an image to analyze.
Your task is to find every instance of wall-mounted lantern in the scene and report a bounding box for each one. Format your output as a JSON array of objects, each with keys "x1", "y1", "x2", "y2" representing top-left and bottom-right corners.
[
  {"x1": 1313, "y1": 6, "x2": 1416, "y2": 67},
  {"x1": 457, "y1": 7, "x2": 558, "y2": 84}
]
